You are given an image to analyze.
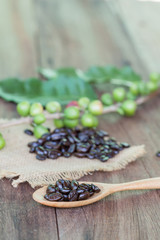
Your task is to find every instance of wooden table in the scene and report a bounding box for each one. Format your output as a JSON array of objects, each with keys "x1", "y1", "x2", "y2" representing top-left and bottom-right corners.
[{"x1": 0, "y1": 1, "x2": 160, "y2": 239}]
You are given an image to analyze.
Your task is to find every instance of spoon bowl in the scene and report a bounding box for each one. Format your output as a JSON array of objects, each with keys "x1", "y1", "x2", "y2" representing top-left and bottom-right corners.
[{"x1": 33, "y1": 177, "x2": 160, "y2": 208}]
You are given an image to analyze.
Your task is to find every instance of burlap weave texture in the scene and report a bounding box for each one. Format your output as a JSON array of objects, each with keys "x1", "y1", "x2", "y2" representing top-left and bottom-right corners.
[{"x1": 0, "y1": 119, "x2": 145, "y2": 188}]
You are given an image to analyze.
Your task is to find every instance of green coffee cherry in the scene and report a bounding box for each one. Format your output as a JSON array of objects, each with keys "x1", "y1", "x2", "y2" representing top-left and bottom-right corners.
[
  {"x1": 129, "y1": 83, "x2": 139, "y2": 96},
  {"x1": 78, "y1": 97, "x2": 90, "y2": 109},
  {"x1": 0, "y1": 136, "x2": 6, "y2": 150},
  {"x1": 146, "y1": 81, "x2": 158, "y2": 93},
  {"x1": 121, "y1": 100, "x2": 137, "y2": 117},
  {"x1": 81, "y1": 113, "x2": 95, "y2": 127},
  {"x1": 101, "y1": 93, "x2": 113, "y2": 106},
  {"x1": 138, "y1": 82, "x2": 149, "y2": 96},
  {"x1": 17, "y1": 101, "x2": 30, "y2": 117},
  {"x1": 54, "y1": 119, "x2": 64, "y2": 128},
  {"x1": 113, "y1": 87, "x2": 126, "y2": 102},
  {"x1": 64, "y1": 106, "x2": 80, "y2": 120},
  {"x1": 46, "y1": 101, "x2": 61, "y2": 113},
  {"x1": 64, "y1": 118, "x2": 79, "y2": 128},
  {"x1": 33, "y1": 125, "x2": 49, "y2": 138},
  {"x1": 88, "y1": 100, "x2": 103, "y2": 115},
  {"x1": 150, "y1": 73, "x2": 160, "y2": 83},
  {"x1": 33, "y1": 113, "x2": 46, "y2": 125},
  {"x1": 30, "y1": 103, "x2": 43, "y2": 116}
]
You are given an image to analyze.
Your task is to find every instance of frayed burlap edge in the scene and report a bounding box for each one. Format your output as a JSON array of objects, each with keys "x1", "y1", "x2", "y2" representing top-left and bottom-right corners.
[{"x1": 0, "y1": 145, "x2": 145, "y2": 188}]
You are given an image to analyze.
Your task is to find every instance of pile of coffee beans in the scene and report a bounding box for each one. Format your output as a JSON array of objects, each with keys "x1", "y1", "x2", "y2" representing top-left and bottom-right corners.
[
  {"x1": 44, "y1": 179, "x2": 100, "y2": 201},
  {"x1": 27, "y1": 127, "x2": 130, "y2": 162}
]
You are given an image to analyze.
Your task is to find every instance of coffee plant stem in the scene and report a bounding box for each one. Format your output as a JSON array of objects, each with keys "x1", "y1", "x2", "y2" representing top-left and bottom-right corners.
[{"x1": 0, "y1": 89, "x2": 160, "y2": 128}]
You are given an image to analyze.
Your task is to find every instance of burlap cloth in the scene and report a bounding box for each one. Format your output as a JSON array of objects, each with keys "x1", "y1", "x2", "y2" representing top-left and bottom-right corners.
[{"x1": 0, "y1": 119, "x2": 145, "y2": 188}]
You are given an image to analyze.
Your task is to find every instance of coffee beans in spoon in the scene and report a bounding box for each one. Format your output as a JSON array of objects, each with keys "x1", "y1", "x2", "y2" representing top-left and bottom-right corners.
[
  {"x1": 44, "y1": 179, "x2": 101, "y2": 202},
  {"x1": 27, "y1": 127, "x2": 130, "y2": 162}
]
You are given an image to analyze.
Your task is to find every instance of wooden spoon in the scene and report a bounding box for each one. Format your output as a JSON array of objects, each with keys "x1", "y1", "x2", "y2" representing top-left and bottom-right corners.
[{"x1": 32, "y1": 177, "x2": 160, "y2": 208}]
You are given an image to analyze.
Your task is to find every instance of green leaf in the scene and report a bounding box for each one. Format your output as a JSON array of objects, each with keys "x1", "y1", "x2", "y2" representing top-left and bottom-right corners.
[
  {"x1": 85, "y1": 65, "x2": 141, "y2": 83},
  {"x1": 38, "y1": 68, "x2": 57, "y2": 79},
  {"x1": 38, "y1": 67, "x2": 86, "y2": 79},
  {"x1": 38, "y1": 66, "x2": 142, "y2": 86},
  {"x1": 0, "y1": 77, "x2": 97, "y2": 105}
]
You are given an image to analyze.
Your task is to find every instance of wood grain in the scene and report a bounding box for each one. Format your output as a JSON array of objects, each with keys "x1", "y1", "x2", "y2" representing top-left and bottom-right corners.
[{"x1": 0, "y1": 0, "x2": 160, "y2": 239}]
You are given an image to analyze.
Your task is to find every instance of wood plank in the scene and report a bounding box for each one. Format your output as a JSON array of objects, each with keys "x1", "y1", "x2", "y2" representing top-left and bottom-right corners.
[
  {"x1": 0, "y1": 181, "x2": 59, "y2": 240},
  {"x1": 0, "y1": 0, "x2": 37, "y2": 79},
  {"x1": 34, "y1": 0, "x2": 160, "y2": 240},
  {"x1": 116, "y1": 0, "x2": 160, "y2": 73},
  {"x1": 34, "y1": 0, "x2": 145, "y2": 71},
  {"x1": 0, "y1": 1, "x2": 59, "y2": 240},
  {"x1": 1, "y1": 0, "x2": 160, "y2": 239}
]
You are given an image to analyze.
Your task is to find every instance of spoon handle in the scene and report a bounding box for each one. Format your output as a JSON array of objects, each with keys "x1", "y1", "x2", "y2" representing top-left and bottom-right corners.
[{"x1": 112, "y1": 177, "x2": 160, "y2": 193}]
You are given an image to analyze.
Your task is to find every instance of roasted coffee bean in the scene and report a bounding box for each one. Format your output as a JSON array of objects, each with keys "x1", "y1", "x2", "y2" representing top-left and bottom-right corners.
[
  {"x1": 44, "y1": 194, "x2": 50, "y2": 200},
  {"x1": 72, "y1": 136, "x2": 80, "y2": 143},
  {"x1": 104, "y1": 144, "x2": 110, "y2": 149},
  {"x1": 57, "y1": 151, "x2": 62, "y2": 157},
  {"x1": 62, "y1": 138, "x2": 70, "y2": 146},
  {"x1": 86, "y1": 153, "x2": 95, "y2": 159},
  {"x1": 44, "y1": 141, "x2": 58, "y2": 149},
  {"x1": 63, "y1": 180, "x2": 71, "y2": 188},
  {"x1": 50, "y1": 133, "x2": 62, "y2": 141},
  {"x1": 71, "y1": 180, "x2": 79, "y2": 190},
  {"x1": 48, "y1": 150, "x2": 59, "y2": 159},
  {"x1": 37, "y1": 138, "x2": 45, "y2": 145},
  {"x1": 63, "y1": 194, "x2": 69, "y2": 201},
  {"x1": 95, "y1": 138, "x2": 101, "y2": 145},
  {"x1": 42, "y1": 133, "x2": 50, "y2": 139},
  {"x1": 76, "y1": 143, "x2": 90, "y2": 153},
  {"x1": 61, "y1": 147, "x2": 67, "y2": 153},
  {"x1": 59, "y1": 131, "x2": 67, "y2": 137},
  {"x1": 46, "y1": 192, "x2": 63, "y2": 201},
  {"x1": 46, "y1": 135, "x2": 52, "y2": 141},
  {"x1": 56, "y1": 180, "x2": 63, "y2": 190},
  {"x1": 36, "y1": 154, "x2": 46, "y2": 160},
  {"x1": 120, "y1": 142, "x2": 130, "y2": 148},
  {"x1": 60, "y1": 187, "x2": 71, "y2": 194},
  {"x1": 43, "y1": 149, "x2": 48, "y2": 156},
  {"x1": 89, "y1": 149, "x2": 98, "y2": 155},
  {"x1": 67, "y1": 136, "x2": 75, "y2": 144},
  {"x1": 77, "y1": 188, "x2": 85, "y2": 194},
  {"x1": 107, "y1": 151, "x2": 115, "y2": 158},
  {"x1": 156, "y1": 151, "x2": 160, "y2": 157},
  {"x1": 91, "y1": 184, "x2": 100, "y2": 193},
  {"x1": 79, "y1": 183, "x2": 89, "y2": 190},
  {"x1": 68, "y1": 190, "x2": 78, "y2": 201},
  {"x1": 35, "y1": 147, "x2": 44, "y2": 156},
  {"x1": 113, "y1": 150, "x2": 119, "y2": 155},
  {"x1": 74, "y1": 152, "x2": 86, "y2": 158},
  {"x1": 90, "y1": 144, "x2": 96, "y2": 150},
  {"x1": 78, "y1": 191, "x2": 90, "y2": 200},
  {"x1": 110, "y1": 144, "x2": 120, "y2": 151},
  {"x1": 68, "y1": 144, "x2": 76, "y2": 154},
  {"x1": 78, "y1": 133, "x2": 89, "y2": 142},
  {"x1": 89, "y1": 191, "x2": 94, "y2": 197},
  {"x1": 87, "y1": 184, "x2": 92, "y2": 190},
  {"x1": 47, "y1": 185, "x2": 56, "y2": 194},
  {"x1": 54, "y1": 128, "x2": 65, "y2": 133},
  {"x1": 99, "y1": 155, "x2": 109, "y2": 162},
  {"x1": 63, "y1": 152, "x2": 71, "y2": 158},
  {"x1": 24, "y1": 129, "x2": 33, "y2": 136},
  {"x1": 96, "y1": 130, "x2": 109, "y2": 137},
  {"x1": 28, "y1": 141, "x2": 39, "y2": 148},
  {"x1": 29, "y1": 147, "x2": 35, "y2": 153},
  {"x1": 58, "y1": 179, "x2": 65, "y2": 184}
]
